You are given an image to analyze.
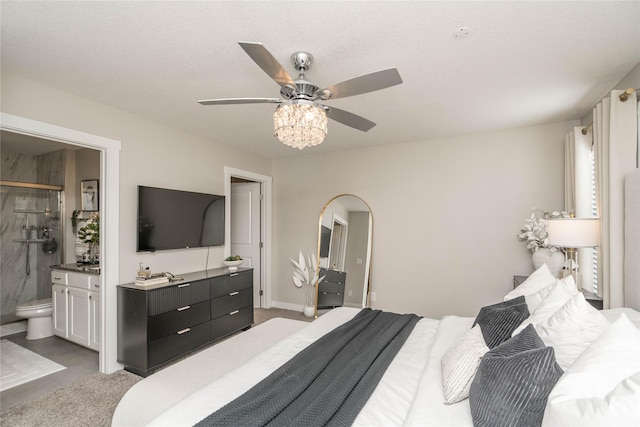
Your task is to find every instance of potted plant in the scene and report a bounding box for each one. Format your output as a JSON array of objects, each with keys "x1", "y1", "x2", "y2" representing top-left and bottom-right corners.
[
  {"x1": 517, "y1": 208, "x2": 567, "y2": 277},
  {"x1": 78, "y1": 214, "x2": 99, "y2": 264},
  {"x1": 291, "y1": 251, "x2": 325, "y2": 317}
]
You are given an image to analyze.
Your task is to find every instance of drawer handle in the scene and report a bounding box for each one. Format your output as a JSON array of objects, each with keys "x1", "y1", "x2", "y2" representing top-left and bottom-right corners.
[
  {"x1": 177, "y1": 328, "x2": 191, "y2": 335},
  {"x1": 230, "y1": 273, "x2": 239, "y2": 277},
  {"x1": 229, "y1": 310, "x2": 239, "y2": 316},
  {"x1": 229, "y1": 291, "x2": 239, "y2": 296},
  {"x1": 94, "y1": 284, "x2": 100, "y2": 288},
  {"x1": 54, "y1": 276, "x2": 63, "y2": 280},
  {"x1": 177, "y1": 305, "x2": 190, "y2": 311},
  {"x1": 177, "y1": 283, "x2": 191, "y2": 288}
]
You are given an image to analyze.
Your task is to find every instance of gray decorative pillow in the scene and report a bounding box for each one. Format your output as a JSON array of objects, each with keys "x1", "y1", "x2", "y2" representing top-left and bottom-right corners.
[
  {"x1": 469, "y1": 325, "x2": 563, "y2": 427},
  {"x1": 472, "y1": 296, "x2": 529, "y2": 348}
]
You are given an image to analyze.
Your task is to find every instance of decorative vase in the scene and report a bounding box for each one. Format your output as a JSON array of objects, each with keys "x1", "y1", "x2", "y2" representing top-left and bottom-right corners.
[
  {"x1": 303, "y1": 305, "x2": 315, "y2": 318},
  {"x1": 532, "y1": 248, "x2": 564, "y2": 278}
]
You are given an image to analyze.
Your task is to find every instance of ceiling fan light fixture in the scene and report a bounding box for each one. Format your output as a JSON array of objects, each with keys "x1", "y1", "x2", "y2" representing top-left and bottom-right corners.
[{"x1": 273, "y1": 101, "x2": 327, "y2": 150}]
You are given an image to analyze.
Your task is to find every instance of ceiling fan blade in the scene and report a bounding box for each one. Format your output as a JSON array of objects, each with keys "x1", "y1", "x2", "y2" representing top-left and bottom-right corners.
[
  {"x1": 317, "y1": 68, "x2": 402, "y2": 100},
  {"x1": 198, "y1": 98, "x2": 283, "y2": 106},
  {"x1": 239, "y1": 42, "x2": 298, "y2": 89},
  {"x1": 325, "y1": 106, "x2": 376, "y2": 132}
]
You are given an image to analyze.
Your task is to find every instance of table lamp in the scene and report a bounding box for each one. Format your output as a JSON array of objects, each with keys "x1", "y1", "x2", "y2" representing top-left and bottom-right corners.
[{"x1": 547, "y1": 218, "x2": 600, "y2": 289}]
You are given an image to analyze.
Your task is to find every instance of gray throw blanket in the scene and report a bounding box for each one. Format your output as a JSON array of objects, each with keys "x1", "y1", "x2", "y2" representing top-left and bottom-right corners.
[{"x1": 194, "y1": 308, "x2": 421, "y2": 427}]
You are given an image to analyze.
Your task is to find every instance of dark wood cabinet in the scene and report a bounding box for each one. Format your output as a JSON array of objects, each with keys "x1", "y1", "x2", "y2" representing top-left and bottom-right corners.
[
  {"x1": 318, "y1": 268, "x2": 346, "y2": 309},
  {"x1": 117, "y1": 268, "x2": 253, "y2": 377}
]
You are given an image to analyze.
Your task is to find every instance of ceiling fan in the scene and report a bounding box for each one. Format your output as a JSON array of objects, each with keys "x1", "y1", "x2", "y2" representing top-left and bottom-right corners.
[{"x1": 198, "y1": 42, "x2": 403, "y2": 149}]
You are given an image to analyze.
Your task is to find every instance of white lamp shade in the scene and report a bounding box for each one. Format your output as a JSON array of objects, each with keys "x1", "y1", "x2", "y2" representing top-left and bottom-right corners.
[{"x1": 547, "y1": 218, "x2": 600, "y2": 247}]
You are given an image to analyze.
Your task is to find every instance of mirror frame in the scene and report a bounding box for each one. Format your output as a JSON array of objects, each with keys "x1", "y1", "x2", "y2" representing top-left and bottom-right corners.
[{"x1": 315, "y1": 194, "x2": 373, "y2": 317}]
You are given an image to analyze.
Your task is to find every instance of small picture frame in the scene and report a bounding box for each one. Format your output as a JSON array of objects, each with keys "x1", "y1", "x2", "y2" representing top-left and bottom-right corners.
[{"x1": 81, "y1": 179, "x2": 99, "y2": 211}]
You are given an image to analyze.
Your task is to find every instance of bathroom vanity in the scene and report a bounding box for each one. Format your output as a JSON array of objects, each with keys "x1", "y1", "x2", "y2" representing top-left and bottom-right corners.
[{"x1": 51, "y1": 264, "x2": 101, "y2": 351}]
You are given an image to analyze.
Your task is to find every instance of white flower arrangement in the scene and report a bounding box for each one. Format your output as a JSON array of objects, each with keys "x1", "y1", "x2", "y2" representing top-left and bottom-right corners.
[
  {"x1": 78, "y1": 214, "x2": 99, "y2": 246},
  {"x1": 517, "y1": 208, "x2": 567, "y2": 253},
  {"x1": 291, "y1": 251, "x2": 326, "y2": 307}
]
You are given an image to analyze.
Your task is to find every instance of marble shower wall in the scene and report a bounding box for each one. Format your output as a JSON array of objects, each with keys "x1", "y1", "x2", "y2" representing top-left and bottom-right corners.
[{"x1": 1, "y1": 150, "x2": 64, "y2": 324}]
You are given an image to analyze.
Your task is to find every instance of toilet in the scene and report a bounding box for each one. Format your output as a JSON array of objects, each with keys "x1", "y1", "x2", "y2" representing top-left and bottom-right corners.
[{"x1": 15, "y1": 298, "x2": 53, "y2": 340}]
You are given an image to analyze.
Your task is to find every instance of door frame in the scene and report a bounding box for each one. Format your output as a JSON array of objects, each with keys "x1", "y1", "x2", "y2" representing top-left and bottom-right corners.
[
  {"x1": 1, "y1": 112, "x2": 121, "y2": 374},
  {"x1": 224, "y1": 167, "x2": 272, "y2": 308}
]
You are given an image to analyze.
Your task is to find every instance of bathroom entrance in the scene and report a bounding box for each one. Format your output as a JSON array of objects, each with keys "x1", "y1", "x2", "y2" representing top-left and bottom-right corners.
[{"x1": 0, "y1": 184, "x2": 63, "y2": 325}]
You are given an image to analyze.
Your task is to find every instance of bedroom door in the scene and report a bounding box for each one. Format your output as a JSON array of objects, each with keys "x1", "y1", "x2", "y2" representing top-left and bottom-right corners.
[{"x1": 230, "y1": 181, "x2": 262, "y2": 307}]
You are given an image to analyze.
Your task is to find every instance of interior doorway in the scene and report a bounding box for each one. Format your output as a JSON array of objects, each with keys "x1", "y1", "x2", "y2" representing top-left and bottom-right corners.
[
  {"x1": 1, "y1": 112, "x2": 121, "y2": 374},
  {"x1": 230, "y1": 179, "x2": 262, "y2": 307},
  {"x1": 224, "y1": 167, "x2": 272, "y2": 308}
]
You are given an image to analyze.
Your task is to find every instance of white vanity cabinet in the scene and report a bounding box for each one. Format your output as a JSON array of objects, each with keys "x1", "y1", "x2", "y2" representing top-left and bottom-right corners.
[{"x1": 51, "y1": 268, "x2": 100, "y2": 351}]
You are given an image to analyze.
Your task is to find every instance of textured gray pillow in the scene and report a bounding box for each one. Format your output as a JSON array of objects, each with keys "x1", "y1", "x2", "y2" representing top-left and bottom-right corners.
[
  {"x1": 469, "y1": 324, "x2": 563, "y2": 427},
  {"x1": 472, "y1": 296, "x2": 529, "y2": 348}
]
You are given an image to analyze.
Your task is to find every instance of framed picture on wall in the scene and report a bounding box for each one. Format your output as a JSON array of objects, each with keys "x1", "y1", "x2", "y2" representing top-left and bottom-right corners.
[{"x1": 81, "y1": 179, "x2": 99, "y2": 211}]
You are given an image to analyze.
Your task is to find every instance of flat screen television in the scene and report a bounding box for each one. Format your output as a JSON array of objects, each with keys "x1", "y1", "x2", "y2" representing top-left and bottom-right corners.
[{"x1": 137, "y1": 185, "x2": 225, "y2": 252}]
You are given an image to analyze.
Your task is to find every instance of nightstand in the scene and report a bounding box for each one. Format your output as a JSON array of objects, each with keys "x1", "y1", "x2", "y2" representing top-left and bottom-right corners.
[{"x1": 512, "y1": 275, "x2": 604, "y2": 310}]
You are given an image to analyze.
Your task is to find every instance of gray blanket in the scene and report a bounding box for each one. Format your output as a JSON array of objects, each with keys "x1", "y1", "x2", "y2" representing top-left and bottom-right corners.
[{"x1": 194, "y1": 308, "x2": 421, "y2": 427}]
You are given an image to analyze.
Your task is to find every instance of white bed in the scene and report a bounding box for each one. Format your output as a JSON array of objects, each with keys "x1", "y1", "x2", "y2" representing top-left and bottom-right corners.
[
  {"x1": 114, "y1": 171, "x2": 640, "y2": 426},
  {"x1": 113, "y1": 302, "x2": 640, "y2": 427}
]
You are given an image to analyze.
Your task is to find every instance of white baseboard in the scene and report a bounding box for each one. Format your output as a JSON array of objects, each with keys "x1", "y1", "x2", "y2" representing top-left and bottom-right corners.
[{"x1": 270, "y1": 301, "x2": 305, "y2": 312}]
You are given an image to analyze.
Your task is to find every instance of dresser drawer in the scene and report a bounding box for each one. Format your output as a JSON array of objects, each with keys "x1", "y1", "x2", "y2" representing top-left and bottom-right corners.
[
  {"x1": 211, "y1": 306, "x2": 253, "y2": 340},
  {"x1": 210, "y1": 271, "x2": 252, "y2": 299},
  {"x1": 147, "y1": 281, "x2": 210, "y2": 316},
  {"x1": 318, "y1": 292, "x2": 344, "y2": 308},
  {"x1": 148, "y1": 321, "x2": 210, "y2": 368},
  {"x1": 319, "y1": 281, "x2": 345, "y2": 294},
  {"x1": 321, "y1": 269, "x2": 346, "y2": 284},
  {"x1": 148, "y1": 300, "x2": 210, "y2": 342},
  {"x1": 211, "y1": 288, "x2": 252, "y2": 320}
]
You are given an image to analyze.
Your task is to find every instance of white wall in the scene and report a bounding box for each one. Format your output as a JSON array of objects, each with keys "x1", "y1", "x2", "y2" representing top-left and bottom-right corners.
[
  {"x1": 2, "y1": 73, "x2": 272, "y2": 283},
  {"x1": 272, "y1": 121, "x2": 577, "y2": 318},
  {"x1": 581, "y1": 61, "x2": 640, "y2": 125},
  {"x1": 2, "y1": 71, "x2": 578, "y2": 320}
]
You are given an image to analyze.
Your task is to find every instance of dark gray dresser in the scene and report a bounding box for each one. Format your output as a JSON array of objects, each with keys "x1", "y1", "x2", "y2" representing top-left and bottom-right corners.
[
  {"x1": 117, "y1": 267, "x2": 253, "y2": 376},
  {"x1": 318, "y1": 268, "x2": 346, "y2": 309}
]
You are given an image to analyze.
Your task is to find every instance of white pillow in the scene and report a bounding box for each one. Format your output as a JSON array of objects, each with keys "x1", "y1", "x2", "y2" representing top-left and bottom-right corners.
[
  {"x1": 512, "y1": 276, "x2": 578, "y2": 335},
  {"x1": 523, "y1": 281, "x2": 553, "y2": 313},
  {"x1": 441, "y1": 324, "x2": 489, "y2": 404},
  {"x1": 504, "y1": 264, "x2": 556, "y2": 301},
  {"x1": 534, "y1": 292, "x2": 610, "y2": 370},
  {"x1": 542, "y1": 315, "x2": 640, "y2": 426}
]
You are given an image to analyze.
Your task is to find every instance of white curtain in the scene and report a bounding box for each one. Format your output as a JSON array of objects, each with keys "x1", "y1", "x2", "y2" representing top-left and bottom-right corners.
[
  {"x1": 564, "y1": 131, "x2": 576, "y2": 214},
  {"x1": 593, "y1": 90, "x2": 638, "y2": 308},
  {"x1": 563, "y1": 126, "x2": 595, "y2": 291}
]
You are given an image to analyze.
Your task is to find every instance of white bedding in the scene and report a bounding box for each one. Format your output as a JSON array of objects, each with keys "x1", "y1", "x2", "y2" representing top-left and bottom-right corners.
[
  {"x1": 115, "y1": 306, "x2": 640, "y2": 427},
  {"x1": 146, "y1": 307, "x2": 439, "y2": 426}
]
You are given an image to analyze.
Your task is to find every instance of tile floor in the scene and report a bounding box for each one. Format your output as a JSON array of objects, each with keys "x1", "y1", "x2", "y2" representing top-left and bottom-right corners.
[{"x1": 0, "y1": 331, "x2": 98, "y2": 410}]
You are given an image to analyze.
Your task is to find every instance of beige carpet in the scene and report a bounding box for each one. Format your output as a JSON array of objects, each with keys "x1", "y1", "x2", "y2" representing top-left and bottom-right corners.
[{"x1": 0, "y1": 308, "x2": 311, "y2": 427}]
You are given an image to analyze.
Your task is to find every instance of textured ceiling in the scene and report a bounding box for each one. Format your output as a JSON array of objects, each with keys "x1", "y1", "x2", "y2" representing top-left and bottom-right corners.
[{"x1": 1, "y1": 1, "x2": 639, "y2": 159}]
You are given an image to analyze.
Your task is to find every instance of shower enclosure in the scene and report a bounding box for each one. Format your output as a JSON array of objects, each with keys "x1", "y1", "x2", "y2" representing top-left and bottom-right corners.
[{"x1": 1, "y1": 183, "x2": 63, "y2": 324}]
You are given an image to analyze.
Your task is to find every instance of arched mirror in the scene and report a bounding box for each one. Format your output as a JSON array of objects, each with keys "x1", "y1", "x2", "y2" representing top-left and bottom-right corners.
[{"x1": 316, "y1": 195, "x2": 372, "y2": 315}]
